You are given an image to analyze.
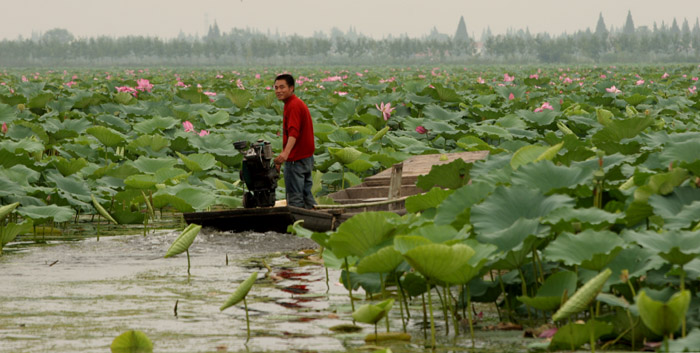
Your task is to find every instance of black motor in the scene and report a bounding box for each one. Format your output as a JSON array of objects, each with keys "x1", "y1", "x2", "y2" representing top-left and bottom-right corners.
[{"x1": 234, "y1": 139, "x2": 280, "y2": 208}]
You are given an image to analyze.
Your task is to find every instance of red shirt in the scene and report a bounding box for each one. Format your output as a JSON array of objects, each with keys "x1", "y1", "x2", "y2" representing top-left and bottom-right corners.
[{"x1": 283, "y1": 94, "x2": 315, "y2": 161}]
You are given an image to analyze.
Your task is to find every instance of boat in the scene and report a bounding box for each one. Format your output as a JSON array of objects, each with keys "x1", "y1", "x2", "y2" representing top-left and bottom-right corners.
[{"x1": 183, "y1": 151, "x2": 489, "y2": 233}]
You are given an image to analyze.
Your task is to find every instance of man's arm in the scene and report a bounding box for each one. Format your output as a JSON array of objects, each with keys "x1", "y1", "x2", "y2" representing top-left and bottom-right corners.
[{"x1": 274, "y1": 136, "x2": 296, "y2": 168}]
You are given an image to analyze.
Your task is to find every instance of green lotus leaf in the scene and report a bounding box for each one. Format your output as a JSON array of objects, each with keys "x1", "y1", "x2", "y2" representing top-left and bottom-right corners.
[
  {"x1": 46, "y1": 173, "x2": 90, "y2": 198},
  {"x1": 164, "y1": 224, "x2": 202, "y2": 258},
  {"x1": 596, "y1": 108, "x2": 614, "y2": 126},
  {"x1": 393, "y1": 235, "x2": 433, "y2": 254},
  {"x1": 17, "y1": 204, "x2": 75, "y2": 223},
  {"x1": 220, "y1": 271, "x2": 258, "y2": 311},
  {"x1": 0, "y1": 103, "x2": 18, "y2": 123},
  {"x1": 405, "y1": 187, "x2": 453, "y2": 213},
  {"x1": 133, "y1": 157, "x2": 178, "y2": 174},
  {"x1": 516, "y1": 109, "x2": 558, "y2": 126},
  {"x1": 0, "y1": 138, "x2": 44, "y2": 154},
  {"x1": 434, "y1": 181, "x2": 494, "y2": 228},
  {"x1": 72, "y1": 92, "x2": 107, "y2": 109},
  {"x1": 517, "y1": 271, "x2": 577, "y2": 311},
  {"x1": 659, "y1": 139, "x2": 700, "y2": 166},
  {"x1": 440, "y1": 240, "x2": 497, "y2": 285},
  {"x1": 27, "y1": 92, "x2": 54, "y2": 109},
  {"x1": 471, "y1": 185, "x2": 573, "y2": 234},
  {"x1": 1, "y1": 220, "x2": 33, "y2": 249},
  {"x1": 345, "y1": 158, "x2": 374, "y2": 173},
  {"x1": 132, "y1": 116, "x2": 179, "y2": 134},
  {"x1": 423, "y1": 104, "x2": 462, "y2": 121},
  {"x1": 510, "y1": 145, "x2": 549, "y2": 170},
  {"x1": 471, "y1": 124, "x2": 512, "y2": 140},
  {"x1": 356, "y1": 246, "x2": 404, "y2": 274},
  {"x1": 591, "y1": 116, "x2": 654, "y2": 154},
  {"x1": 403, "y1": 243, "x2": 475, "y2": 283},
  {"x1": 91, "y1": 194, "x2": 118, "y2": 225},
  {"x1": 52, "y1": 157, "x2": 88, "y2": 177},
  {"x1": 637, "y1": 290, "x2": 690, "y2": 337},
  {"x1": 113, "y1": 92, "x2": 135, "y2": 105},
  {"x1": 548, "y1": 320, "x2": 614, "y2": 351},
  {"x1": 371, "y1": 126, "x2": 390, "y2": 142},
  {"x1": 177, "y1": 152, "x2": 217, "y2": 172},
  {"x1": 188, "y1": 133, "x2": 238, "y2": 157},
  {"x1": 225, "y1": 88, "x2": 253, "y2": 109},
  {"x1": 110, "y1": 330, "x2": 153, "y2": 353},
  {"x1": 543, "y1": 206, "x2": 621, "y2": 229},
  {"x1": 543, "y1": 230, "x2": 625, "y2": 270},
  {"x1": 152, "y1": 194, "x2": 195, "y2": 213},
  {"x1": 124, "y1": 174, "x2": 157, "y2": 189},
  {"x1": 86, "y1": 126, "x2": 126, "y2": 148},
  {"x1": 328, "y1": 129, "x2": 367, "y2": 147},
  {"x1": 154, "y1": 167, "x2": 189, "y2": 184},
  {"x1": 112, "y1": 210, "x2": 146, "y2": 225},
  {"x1": 552, "y1": 268, "x2": 611, "y2": 321},
  {"x1": 665, "y1": 327, "x2": 700, "y2": 353},
  {"x1": 328, "y1": 212, "x2": 400, "y2": 258},
  {"x1": 649, "y1": 187, "x2": 700, "y2": 230},
  {"x1": 200, "y1": 110, "x2": 230, "y2": 126},
  {"x1": 352, "y1": 298, "x2": 394, "y2": 325},
  {"x1": 175, "y1": 186, "x2": 217, "y2": 211},
  {"x1": 416, "y1": 158, "x2": 472, "y2": 191},
  {"x1": 177, "y1": 87, "x2": 211, "y2": 104},
  {"x1": 0, "y1": 202, "x2": 20, "y2": 222},
  {"x1": 410, "y1": 223, "x2": 466, "y2": 244},
  {"x1": 633, "y1": 168, "x2": 689, "y2": 203},
  {"x1": 14, "y1": 120, "x2": 49, "y2": 143},
  {"x1": 624, "y1": 229, "x2": 700, "y2": 266},
  {"x1": 127, "y1": 134, "x2": 170, "y2": 154}
]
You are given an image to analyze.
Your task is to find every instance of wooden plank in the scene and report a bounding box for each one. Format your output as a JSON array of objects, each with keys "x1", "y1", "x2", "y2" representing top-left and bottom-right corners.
[
  {"x1": 365, "y1": 150, "x2": 489, "y2": 185},
  {"x1": 183, "y1": 206, "x2": 335, "y2": 233}
]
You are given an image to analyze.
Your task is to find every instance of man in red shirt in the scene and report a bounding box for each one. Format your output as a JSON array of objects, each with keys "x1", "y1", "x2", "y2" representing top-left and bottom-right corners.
[{"x1": 273, "y1": 74, "x2": 316, "y2": 209}]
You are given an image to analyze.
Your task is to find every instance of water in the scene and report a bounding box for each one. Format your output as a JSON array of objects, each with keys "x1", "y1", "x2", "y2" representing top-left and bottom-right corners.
[{"x1": 0, "y1": 227, "x2": 528, "y2": 352}]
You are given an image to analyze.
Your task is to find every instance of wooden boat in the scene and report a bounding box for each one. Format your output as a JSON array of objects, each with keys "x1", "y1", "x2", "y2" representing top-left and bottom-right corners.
[{"x1": 183, "y1": 151, "x2": 489, "y2": 233}]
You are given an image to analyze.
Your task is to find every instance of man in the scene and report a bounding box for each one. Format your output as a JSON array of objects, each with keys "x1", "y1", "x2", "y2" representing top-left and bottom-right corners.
[{"x1": 273, "y1": 74, "x2": 316, "y2": 209}]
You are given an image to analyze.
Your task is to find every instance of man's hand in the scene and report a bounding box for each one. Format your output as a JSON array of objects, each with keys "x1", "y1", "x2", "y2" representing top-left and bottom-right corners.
[{"x1": 274, "y1": 151, "x2": 289, "y2": 166}]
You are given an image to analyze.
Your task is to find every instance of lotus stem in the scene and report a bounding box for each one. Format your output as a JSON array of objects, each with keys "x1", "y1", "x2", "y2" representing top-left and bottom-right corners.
[
  {"x1": 681, "y1": 266, "x2": 686, "y2": 337},
  {"x1": 519, "y1": 269, "x2": 532, "y2": 326},
  {"x1": 380, "y1": 273, "x2": 390, "y2": 333},
  {"x1": 434, "y1": 283, "x2": 449, "y2": 335},
  {"x1": 445, "y1": 284, "x2": 460, "y2": 337},
  {"x1": 427, "y1": 282, "x2": 436, "y2": 348},
  {"x1": 590, "y1": 323, "x2": 596, "y2": 353},
  {"x1": 421, "y1": 293, "x2": 427, "y2": 341},
  {"x1": 186, "y1": 249, "x2": 191, "y2": 276},
  {"x1": 244, "y1": 297, "x2": 251, "y2": 343},
  {"x1": 498, "y1": 272, "x2": 512, "y2": 321},
  {"x1": 395, "y1": 272, "x2": 407, "y2": 332},
  {"x1": 344, "y1": 257, "x2": 355, "y2": 320}
]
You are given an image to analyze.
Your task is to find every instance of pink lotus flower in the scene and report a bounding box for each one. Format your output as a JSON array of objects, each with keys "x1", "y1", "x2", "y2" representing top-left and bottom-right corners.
[
  {"x1": 503, "y1": 73, "x2": 515, "y2": 82},
  {"x1": 600, "y1": 74, "x2": 606, "y2": 79},
  {"x1": 529, "y1": 74, "x2": 539, "y2": 79},
  {"x1": 236, "y1": 79, "x2": 245, "y2": 90},
  {"x1": 21, "y1": 75, "x2": 28, "y2": 82},
  {"x1": 636, "y1": 80, "x2": 645, "y2": 85},
  {"x1": 334, "y1": 91, "x2": 348, "y2": 96},
  {"x1": 690, "y1": 86, "x2": 697, "y2": 94},
  {"x1": 64, "y1": 81, "x2": 77, "y2": 87},
  {"x1": 662, "y1": 72, "x2": 670, "y2": 79},
  {"x1": 135, "y1": 79, "x2": 153, "y2": 92},
  {"x1": 176, "y1": 81, "x2": 186, "y2": 87},
  {"x1": 199, "y1": 130, "x2": 209, "y2": 136},
  {"x1": 376, "y1": 102, "x2": 395, "y2": 121},
  {"x1": 203, "y1": 91, "x2": 217, "y2": 96},
  {"x1": 183, "y1": 121, "x2": 194, "y2": 133},
  {"x1": 115, "y1": 86, "x2": 137, "y2": 95},
  {"x1": 416, "y1": 125, "x2": 427, "y2": 134},
  {"x1": 265, "y1": 86, "x2": 272, "y2": 90},
  {"x1": 606, "y1": 85, "x2": 621, "y2": 94},
  {"x1": 508, "y1": 93, "x2": 515, "y2": 100},
  {"x1": 693, "y1": 77, "x2": 699, "y2": 81},
  {"x1": 255, "y1": 74, "x2": 261, "y2": 79},
  {"x1": 534, "y1": 102, "x2": 554, "y2": 113},
  {"x1": 2, "y1": 122, "x2": 7, "y2": 135},
  {"x1": 215, "y1": 74, "x2": 224, "y2": 79},
  {"x1": 477, "y1": 77, "x2": 485, "y2": 84},
  {"x1": 356, "y1": 72, "x2": 364, "y2": 77}
]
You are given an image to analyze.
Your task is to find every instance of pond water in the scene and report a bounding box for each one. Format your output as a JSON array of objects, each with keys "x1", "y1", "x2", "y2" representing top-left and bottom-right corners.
[{"x1": 0, "y1": 226, "x2": 528, "y2": 352}]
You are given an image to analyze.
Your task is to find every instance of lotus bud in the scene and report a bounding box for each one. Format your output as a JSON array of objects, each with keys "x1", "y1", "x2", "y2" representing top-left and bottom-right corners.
[
  {"x1": 620, "y1": 269, "x2": 629, "y2": 283},
  {"x1": 17, "y1": 103, "x2": 25, "y2": 112},
  {"x1": 696, "y1": 177, "x2": 700, "y2": 188},
  {"x1": 1, "y1": 122, "x2": 6, "y2": 135}
]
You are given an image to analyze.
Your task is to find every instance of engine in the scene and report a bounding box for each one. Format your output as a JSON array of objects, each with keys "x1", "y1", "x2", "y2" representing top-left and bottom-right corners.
[{"x1": 234, "y1": 139, "x2": 280, "y2": 208}]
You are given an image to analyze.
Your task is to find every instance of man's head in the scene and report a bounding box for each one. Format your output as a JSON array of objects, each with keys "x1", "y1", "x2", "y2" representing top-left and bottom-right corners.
[{"x1": 274, "y1": 74, "x2": 295, "y2": 101}]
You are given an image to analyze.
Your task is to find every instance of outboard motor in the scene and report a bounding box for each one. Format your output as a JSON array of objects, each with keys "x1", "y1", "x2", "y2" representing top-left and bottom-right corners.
[{"x1": 234, "y1": 139, "x2": 280, "y2": 208}]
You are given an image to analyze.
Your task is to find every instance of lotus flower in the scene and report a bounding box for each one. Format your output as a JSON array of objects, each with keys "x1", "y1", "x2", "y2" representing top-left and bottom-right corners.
[
  {"x1": 504, "y1": 73, "x2": 515, "y2": 82},
  {"x1": 183, "y1": 121, "x2": 194, "y2": 133},
  {"x1": 203, "y1": 91, "x2": 217, "y2": 96},
  {"x1": 255, "y1": 73, "x2": 261, "y2": 79},
  {"x1": 662, "y1": 72, "x2": 670, "y2": 79},
  {"x1": 21, "y1": 75, "x2": 28, "y2": 82},
  {"x1": 690, "y1": 86, "x2": 697, "y2": 95},
  {"x1": 477, "y1": 77, "x2": 485, "y2": 84},
  {"x1": 508, "y1": 93, "x2": 515, "y2": 100},
  {"x1": 115, "y1": 86, "x2": 137, "y2": 96},
  {"x1": 237, "y1": 79, "x2": 245, "y2": 90},
  {"x1": 64, "y1": 81, "x2": 77, "y2": 87},
  {"x1": 375, "y1": 102, "x2": 395, "y2": 121},
  {"x1": 636, "y1": 79, "x2": 645, "y2": 85},
  {"x1": 199, "y1": 130, "x2": 209, "y2": 136},
  {"x1": 534, "y1": 102, "x2": 554, "y2": 113},
  {"x1": 529, "y1": 74, "x2": 539, "y2": 79},
  {"x1": 2, "y1": 122, "x2": 7, "y2": 135},
  {"x1": 215, "y1": 74, "x2": 223, "y2": 79},
  {"x1": 176, "y1": 81, "x2": 186, "y2": 87},
  {"x1": 136, "y1": 79, "x2": 153, "y2": 92},
  {"x1": 562, "y1": 77, "x2": 573, "y2": 84},
  {"x1": 334, "y1": 91, "x2": 348, "y2": 96},
  {"x1": 416, "y1": 126, "x2": 427, "y2": 134},
  {"x1": 606, "y1": 85, "x2": 621, "y2": 94}
]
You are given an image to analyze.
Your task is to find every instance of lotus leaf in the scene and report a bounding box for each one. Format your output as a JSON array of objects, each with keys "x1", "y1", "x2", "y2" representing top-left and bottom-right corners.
[
  {"x1": 624, "y1": 229, "x2": 700, "y2": 266},
  {"x1": 543, "y1": 230, "x2": 625, "y2": 270},
  {"x1": 91, "y1": 194, "x2": 118, "y2": 224},
  {"x1": 110, "y1": 330, "x2": 153, "y2": 353},
  {"x1": 356, "y1": 246, "x2": 403, "y2": 274},
  {"x1": 415, "y1": 158, "x2": 472, "y2": 191},
  {"x1": 200, "y1": 110, "x2": 230, "y2": 126},
  {"x1": 124, "y1": 174, "x2": 157, "y2": 189},
  {"x1": 18, "y1": 204, "x2": 75, "y2": 223},
  {"x1": 552, "y1": 268, "x2": 611, "y2": 321},
  {"x1": 403, "y1": 243, "x2": 475, "y2": 283},
  {"x1": 517, "y1": 109, "x2": 558, "y2": 126},
  {"x1": 352, "y1": 298, "x2": 394, "y2": 325},
  {"x1": 328, "y1": 212, "x2": 400, "y2": 258},
  {"x1": 405, "y1": 187, "x2": 453, "y2": 213},
  {"x1": 133, "y1": 157, "x2": 178, "y2": 174},
  {"x1": 86, "y1": 126, "x2": 126, "y2": 148},
  {"x1": 637, "y1": 290, "x2": 690, "y2": 337},
  {"x1": 164, "y1": 224, "x2": 201, "y2": 258},
  {"x1": 0, "y1": 202, "x2": 20, "y2": 222},
  {"x1": 548, "y1": 320, "x2": 614, "y2": 351},
  {"x1": 177, "y1": 152, "x2": 217, "y2": 172},
  {"x1": 433, "y1": 181, "x2": 494, "y2": 227},
  {"x1": 1, "y1": 220, "x2": 33, "y2": 250},
  {"x1": 220, "y1": 271, "x2": 258, "y2": 311},
  {"x1": 517, "y1": 271, "x2": 577, "y2": 311}
]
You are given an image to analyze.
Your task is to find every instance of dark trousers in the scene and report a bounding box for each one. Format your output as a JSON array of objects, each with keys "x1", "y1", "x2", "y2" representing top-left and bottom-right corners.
[{"x1": 284, "y1": 156, "x2": 316, "y2": 209}]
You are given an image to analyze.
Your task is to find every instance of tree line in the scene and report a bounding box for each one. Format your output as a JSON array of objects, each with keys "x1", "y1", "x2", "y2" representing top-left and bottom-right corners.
[{"x1": 1, "y1": 12, "x2": 699, "y2": 66}]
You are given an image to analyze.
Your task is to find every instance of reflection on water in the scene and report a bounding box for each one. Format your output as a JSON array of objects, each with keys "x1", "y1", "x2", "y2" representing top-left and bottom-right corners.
[{"x1": 0, "y1": 228, "x2": 527, "y2": 352}]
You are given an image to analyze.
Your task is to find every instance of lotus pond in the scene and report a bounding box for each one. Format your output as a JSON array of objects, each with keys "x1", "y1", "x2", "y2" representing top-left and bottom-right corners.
[{"x1": 2, "y1": 65, "x2": 700, "y2": 352}]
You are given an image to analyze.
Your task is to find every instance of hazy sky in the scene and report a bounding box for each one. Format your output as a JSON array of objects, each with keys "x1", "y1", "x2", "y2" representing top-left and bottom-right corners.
[{"x1": 2, "y1": 0, "x2": 699, "y2": 41}]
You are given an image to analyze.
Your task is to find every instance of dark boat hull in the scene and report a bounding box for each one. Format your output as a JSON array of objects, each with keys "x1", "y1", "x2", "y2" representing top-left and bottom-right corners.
[{"x1": 183, "y1": 206, "x2": 336, "y2": 233}]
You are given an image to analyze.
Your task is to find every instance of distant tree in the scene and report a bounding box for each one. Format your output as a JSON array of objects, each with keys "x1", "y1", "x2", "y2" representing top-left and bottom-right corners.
[
  {"x1": 623, "y1": 10, "x2": 635, "y2": 35},
  {"x1": 454, "y1": 16, "x2": 469, "y2": 42},
  {"x1": 595, "y1": 13, "x2": 608, "y2": 37},
  {"x1": 206, "y1": 21, "x2": 221, "y2": 41},
  {"x1": 693, "y1": 18, "x2": 700, "y2": 54},
  {"x1": 681, "y1": 18, "x2": 691, "y2": 49},
  {"x1": 42, "y1": 28, "x2": 74, "y2": 45}
]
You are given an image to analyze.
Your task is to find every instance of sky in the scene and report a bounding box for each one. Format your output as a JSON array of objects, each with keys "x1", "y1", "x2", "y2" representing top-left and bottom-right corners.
[{"x1": 2, "y1": 0, "x2": 699, "y2": 41}]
